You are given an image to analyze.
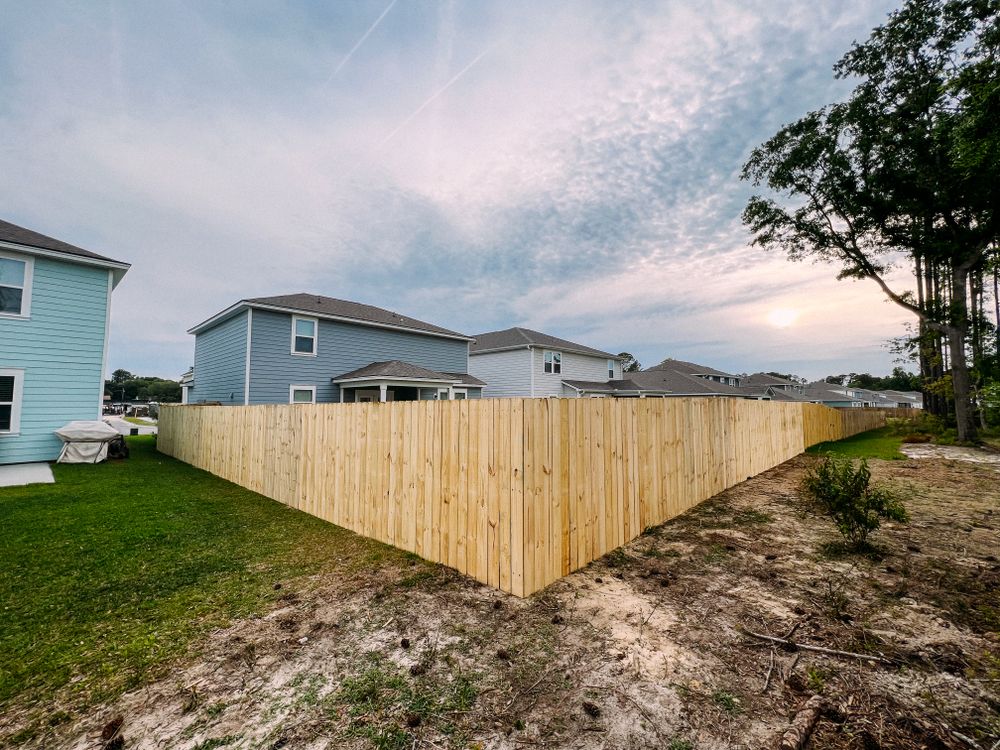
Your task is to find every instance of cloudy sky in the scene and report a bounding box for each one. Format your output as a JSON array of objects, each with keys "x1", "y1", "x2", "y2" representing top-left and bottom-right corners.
[{"x1": 0, "y1": 0, "x2": 914, "y2": 381}]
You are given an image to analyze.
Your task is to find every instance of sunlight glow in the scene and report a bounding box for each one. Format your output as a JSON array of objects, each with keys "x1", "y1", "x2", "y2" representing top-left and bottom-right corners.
[{"x1": 767, "y1": 308, "x2": 799, "y2": 328}]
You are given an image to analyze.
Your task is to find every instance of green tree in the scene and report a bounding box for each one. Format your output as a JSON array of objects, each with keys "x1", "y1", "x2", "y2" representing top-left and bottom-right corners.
[
  {"x1": 742, "y1": 0, "x2": 1000, "y2": 442},
  {"x1": 618, "y1": 352, "x2": 642, "y2": 373},
  {"x1": 110, "y1": 369, "x2": 133, "y2": 385}
]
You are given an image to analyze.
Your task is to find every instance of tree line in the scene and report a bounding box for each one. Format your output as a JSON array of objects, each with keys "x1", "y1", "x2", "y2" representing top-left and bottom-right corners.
[
  {"x1": 104, "y1": 369, "x2": 181, "y2": 403},
  {"x1": 742, "y1": 0, "x2": 999, "y2": 441}
]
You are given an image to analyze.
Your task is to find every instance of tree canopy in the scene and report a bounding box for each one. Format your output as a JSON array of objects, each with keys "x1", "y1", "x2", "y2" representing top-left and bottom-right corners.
[
  {"x1": 105, "y1": 375, "x2": 181, "y2": 403},
  {"x1": 742, "y1": 0, "x2": 1000, "y2": 441}
]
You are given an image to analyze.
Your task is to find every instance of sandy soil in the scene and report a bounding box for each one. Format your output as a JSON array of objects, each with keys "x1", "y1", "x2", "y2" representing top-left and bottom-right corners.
[{"x1": 10, "y1": 450, "x2": 1000, "y2": 750}]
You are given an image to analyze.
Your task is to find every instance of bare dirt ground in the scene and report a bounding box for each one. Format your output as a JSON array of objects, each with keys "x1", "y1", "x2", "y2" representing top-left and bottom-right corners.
[{"x1": 20, "y1": 452, "x2": 1000, "y2": 750}]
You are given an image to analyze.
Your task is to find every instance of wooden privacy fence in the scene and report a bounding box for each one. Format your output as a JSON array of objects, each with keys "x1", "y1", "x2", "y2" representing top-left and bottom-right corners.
[{"x1": 157, "y1": 399, "x2": 887, "y2": 597}]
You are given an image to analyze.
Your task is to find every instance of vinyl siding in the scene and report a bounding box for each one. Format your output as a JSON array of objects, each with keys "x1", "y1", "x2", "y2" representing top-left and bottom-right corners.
[
  {"x1": 471, "y1": 347, "x2": 618, "y2": 399},
  {"x1": 247, "y1": 309, "x2": 470, "y2": 404},
  {"x1": 0, "y1": 257, "x2": 110, "y2": 464},
  {"x1": 190, "y1": 311, "x2": 248, "y2": 404},
  {"x1": 469, "y1": 348, "x2": 533, "y2": 398}
]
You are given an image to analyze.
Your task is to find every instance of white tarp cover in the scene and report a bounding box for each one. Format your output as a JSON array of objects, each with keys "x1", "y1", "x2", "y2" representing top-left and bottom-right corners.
[
  {"x1": 55, "y1": 421, "x2": 120, "y2": 464},
  {"x1": 55, "y1": 420, "x2": 120, "y2": 442}
]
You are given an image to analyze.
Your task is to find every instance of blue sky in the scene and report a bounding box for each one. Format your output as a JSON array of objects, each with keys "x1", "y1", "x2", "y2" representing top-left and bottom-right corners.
[{"x1": 0, "y1": 0, "x2": 913, "y2": 380}]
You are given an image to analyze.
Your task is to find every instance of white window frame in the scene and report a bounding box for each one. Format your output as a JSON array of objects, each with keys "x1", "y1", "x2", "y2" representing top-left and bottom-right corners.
[
  {"x1": 452, "y1": 388, "x2": 468, "y2": 400},
  {"x1": 0, "y1": 368, "x2": 25, "y2": 436},
  {"x1": 607, "y1": 359, "x2": 615, "y2": 379},
  {"x1": 289, "y1": 384, "x2": 316, "y2": 404},
  {"x1": 0, "y1": 251, "x2": 33, "y2": 319},
  {"x1": 290, "y1": 315, "x2": 318, "y2": 356},
  {"x1": 543, "y1": 350, "x2": 561, "y2": 374}
]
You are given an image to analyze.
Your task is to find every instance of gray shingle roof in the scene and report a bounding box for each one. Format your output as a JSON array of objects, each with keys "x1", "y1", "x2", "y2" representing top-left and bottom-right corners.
[
  {"x1": 0, "y1": 218, "x2": 127, "y2": 266},
  {"x1": 564, "y1": 370, "x2": 750, "y2": 397},
  {"x1": 244, "y1": 293, "x2": 469, "y2": 339},
  {"x1": 332, "y1": 360, "x2": 484, "y2": 386},
  {"x1": 743, "y1": 372, "x2": 797, "y2": 387},
  {"x1": 646, "y1": 358, "x2": 737, "y2": 378},
  {"x1": 470, "y1": 327, "x2": 618, "y2": 359}
]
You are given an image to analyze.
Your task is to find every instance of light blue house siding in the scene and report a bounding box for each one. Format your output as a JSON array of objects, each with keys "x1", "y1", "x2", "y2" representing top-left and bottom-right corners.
[
  {"x1": 0, "y1": 258, "x2": 111, "y2": 464},
  {"x1": 247, "y1": 309, "x2": 470, "y2": 403},
  {"x1": 189, "y1": 310, "x2": 248, "y2": 404}
]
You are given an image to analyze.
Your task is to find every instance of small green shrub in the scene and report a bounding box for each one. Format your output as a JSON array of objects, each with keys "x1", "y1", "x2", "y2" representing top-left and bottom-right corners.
[{"x1": 801, "y1": 456, "x2": 908, "y2": 549}]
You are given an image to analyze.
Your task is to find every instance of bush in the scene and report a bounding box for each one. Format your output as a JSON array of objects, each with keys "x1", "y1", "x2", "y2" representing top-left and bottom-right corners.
[{"x1": 801, "y1": 456, "x2": 908, "y2": 549}]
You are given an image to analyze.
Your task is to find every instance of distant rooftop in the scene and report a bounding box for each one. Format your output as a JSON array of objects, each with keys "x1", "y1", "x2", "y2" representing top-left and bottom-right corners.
[{"x1": 469, "y1": 327, "x2": 618, "y2": 359}]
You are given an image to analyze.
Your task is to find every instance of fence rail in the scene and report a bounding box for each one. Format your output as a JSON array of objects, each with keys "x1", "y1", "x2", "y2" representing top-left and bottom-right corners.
[{"x1": 158, "y1": 398, "x2": 890, "y2": 596}]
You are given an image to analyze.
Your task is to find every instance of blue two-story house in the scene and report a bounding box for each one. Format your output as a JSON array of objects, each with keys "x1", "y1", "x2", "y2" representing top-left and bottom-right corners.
[
  {"x1": 0, "y1": 220, "x2": 130, "y2": 465},
  {"x1": 186, "y1": 294, "x2": 484, "y2": 405}
]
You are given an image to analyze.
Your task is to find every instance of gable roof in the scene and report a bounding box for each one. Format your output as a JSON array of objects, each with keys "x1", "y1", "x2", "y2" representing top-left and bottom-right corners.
[
  {"x1": 469, "y1": 327, "x2": 618, "y2": 359},
  {"x1": 0, "y1": 219, "x2": 130, "y2": 285},
  {"x1": 332, "y1": 360, "x2": 485, "y2": 386},
  {"x1": 189, "y1": 293, "x2": 472, "y2": 341},
  {"x1": 646, "y1": 358, "x2": 737, "y2": 379},
  {"x1": 743, "y1": 372, "x2": 798, "y2": 387},
  {"x1": 564, "y1": 370, "x2": 751, "y2": 397}
]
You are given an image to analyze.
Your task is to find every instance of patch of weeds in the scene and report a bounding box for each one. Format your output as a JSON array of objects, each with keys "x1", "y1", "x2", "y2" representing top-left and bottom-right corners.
[
  {"x1": 192, "y1": 736, "x2": 238, "y2": 750},
  {"x1": 204, "y1": 702, "x2": 227, "y2": 718},
  {"x1": 605, "y1": 548, "x2": 630, "y2": 567},
  {"x1": 330, "y1": 653, "x2": 479, "y2": 745},
  {"x1": 731, "y1": 509, "x2": 774, "y2": 526},
  {"x1": 818, "y1": 540, "x2": 888, "y2": 560},
  {"x1": 703, "y1": 544, "x2": 731, "y2": 565},
  {"x1": 397, "y1": 568, "x2": 438, "y2": 588},
  {"x1": 711, "y1": 689, "x2": 741, "y2": 713},
  {"x1": 667, "y1": 740, "x2": 694, "y2": 750},
  {"x1": 806, "y1": 665, "x2": 832, "y2": 693}
]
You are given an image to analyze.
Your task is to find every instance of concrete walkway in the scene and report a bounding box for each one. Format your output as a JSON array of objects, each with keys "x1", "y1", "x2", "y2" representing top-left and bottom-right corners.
[{"x1": 0, "y1": 462, "x2": 54, "y2": 487}]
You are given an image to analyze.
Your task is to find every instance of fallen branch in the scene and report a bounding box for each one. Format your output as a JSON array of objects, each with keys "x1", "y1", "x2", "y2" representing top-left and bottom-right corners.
[
  {"x1": 762, "y1": 649, "x2": 777, "y2": 694},
  {"x1": 740, "y1": 628, "x2": 891, "y2": 664},
  {"x1": 776, "y1": 694, "x2": 824, "y2": 750}
]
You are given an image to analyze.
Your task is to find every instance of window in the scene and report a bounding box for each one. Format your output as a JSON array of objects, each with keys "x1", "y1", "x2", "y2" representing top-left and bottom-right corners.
[
  {"x1": 0, "y1": 369, "x2": 24, "y2": 434},
  {"x1": 289, "y1": 385, "x2": 316, "y2": 404},
  {"x1": 0, "y1": 253, "x2": 31, "y2": 317},
  {"x1": 291, "y1": 316, "x2": 317, "y2": 355},
  {"x1": 543, "y1": 350, "x2": 561, "y2": 374},
  {"x1": 453, "y1": 389, "x2": 467, "y2": 400},
  {"x1": 608, "y1": 359, "x2": 615, "y2": 379}
]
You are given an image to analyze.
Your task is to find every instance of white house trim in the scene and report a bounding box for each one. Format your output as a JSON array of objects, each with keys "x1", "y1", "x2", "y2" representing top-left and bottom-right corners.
[
  {"x1": 244, "y1": 308, "x2": 253, "y2": 405},
  {"x1": 0, "y1": 249, "x2": 34, "y2": 320},
  {"x1": 0, "y1": 368, "x2": 25, "y2": 436},
  {"x1": 0, "y1": 240, "x2": 130, "y2": 287},
  {"x1": 98, "y1": 268, "x2": 113, "y2": 415},
  {"x1": 289, "y1": 384, "x2": 316, "y2": 404},
  {"x1": 290, "y1": 314, "x2": 318, "y2": 357}
]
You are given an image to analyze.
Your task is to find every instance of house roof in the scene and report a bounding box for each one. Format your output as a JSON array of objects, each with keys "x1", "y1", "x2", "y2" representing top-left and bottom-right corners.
[
  {"x1": 629, "y1": 369, "x2": 748, "y2": 396},
  {"x1": 332, "y1": 360, "x2": 485, "y2": 386},
  {"x1": 564, "y1": 370, "x2": 752, "y2": 398},
  {"x1": 189, "y1": 293, "x2": 472, "y2": 341},
  {"x1": 743, "y1": 372, "x2": 798, "y2": 387},
  {"x1": 646, "y1": 358, "x2": 737, "y2": 379},
  {"x1": 0, "y1": 219, "x2": 130, "y2": 287},
  {"x1": 469, "y1": 327, "x2": 618, "y2": 359}
]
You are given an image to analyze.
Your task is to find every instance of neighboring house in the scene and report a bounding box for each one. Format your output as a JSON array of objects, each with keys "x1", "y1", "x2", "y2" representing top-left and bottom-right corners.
[
  {"x1": 186, "y1": 293, "x2": 483, "y2": 405},
  {"x1": 179, "y1": 367, "x2": 194, "y2": 404},
  {"x1": 0, "y1": 219, "x2": 129, "y2": 465},
  {"x1": 877, "y1": 390, "x2": 923, "y2": 409},
  {"x1": 468, "y1": 327, "x2": 622, "y2": 398},
  {"x1": 742, "y1": 372, "x2": 803, "y2": 393}
]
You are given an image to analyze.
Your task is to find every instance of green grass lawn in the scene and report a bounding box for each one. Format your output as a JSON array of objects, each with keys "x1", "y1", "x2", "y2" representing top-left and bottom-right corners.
[
  {"x1": 0, "y1": 436, "x2": 406, "y2": 732},
  {"x1": 806, "y1": 426, "x2": 906, "y2": 460},
  {"x1": 122, "y1": 416, "x2": 154, "y2": 425}
]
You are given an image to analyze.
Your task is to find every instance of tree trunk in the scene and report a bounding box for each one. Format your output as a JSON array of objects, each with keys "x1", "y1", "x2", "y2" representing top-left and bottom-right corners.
[{"x1": 949, "y1": 264, "x2": 977, "y2": 442}]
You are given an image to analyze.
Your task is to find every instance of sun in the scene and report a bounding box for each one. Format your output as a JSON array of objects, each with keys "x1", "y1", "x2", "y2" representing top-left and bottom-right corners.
[{"x1": 766, "y1": 308, "x2": 800, "y2": 328}]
